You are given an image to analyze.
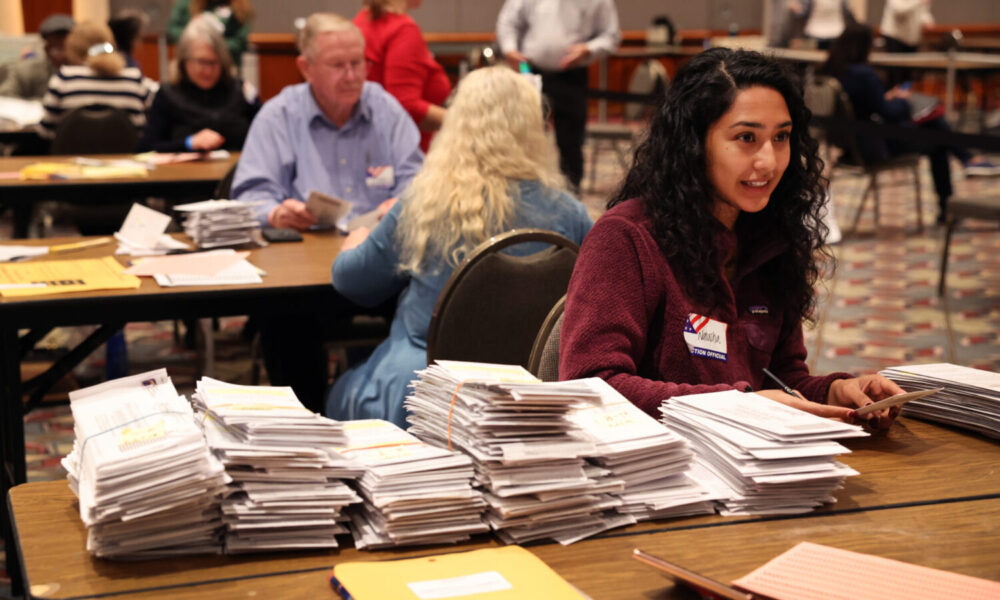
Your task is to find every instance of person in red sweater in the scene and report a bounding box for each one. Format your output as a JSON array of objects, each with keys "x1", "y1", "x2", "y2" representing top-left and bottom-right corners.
[
  {"x1": 560, "y1": 48, "x2": 904, "y2": 429},
  {"x1": 354, "y1": 0, "x2": 450, "y2": 152}
]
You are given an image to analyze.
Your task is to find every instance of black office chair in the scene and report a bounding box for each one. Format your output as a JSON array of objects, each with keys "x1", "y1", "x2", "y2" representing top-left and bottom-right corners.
[
  {"x1": 427, "y1": 229, "x2": 579, "y2": 368},
  {"x1": 527, "y1": 294, "x2": 566, "y2": 382},
  {"x1": 215, "y1": 162, "x2": 238, "y2": 199},
  {"x1": 50, "y1": 105, "x2": 139, "y2": 154},
  {"x1": 804, "y1": 75, "x2": 924, "y2": 235}
]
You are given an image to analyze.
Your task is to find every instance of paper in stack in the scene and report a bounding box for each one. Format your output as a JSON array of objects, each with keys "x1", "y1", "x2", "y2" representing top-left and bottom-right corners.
[
  {"x1": 174, "y1": 199, "x2": 259, "y2": 248},
  {"x1": 60, "y1": 369, "x2": 229, "y2": 558},
  {"x1": 660, "y1": 390, "x2": 868, "y2": 516},
  {"x1": 570, "y1": 378, "x2": 720, "y2": 521},
  {"x1": 336, "y1": 419, "x2": 489, "y2": 550},
  {"x1": 406, "y1": 361, "x2": 629, "y2": 546},
  {"x1": 192, "y1": 378, "x2": 362, "y2": 553},
  {"x1": 880, "y1": 363, "x2": 1000, "y2": 439}
]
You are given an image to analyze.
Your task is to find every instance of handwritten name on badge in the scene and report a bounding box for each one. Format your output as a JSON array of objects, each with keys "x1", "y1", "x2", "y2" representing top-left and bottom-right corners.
[{"x1": 683, "y1": 313, "x2": 728, "y2": 362}]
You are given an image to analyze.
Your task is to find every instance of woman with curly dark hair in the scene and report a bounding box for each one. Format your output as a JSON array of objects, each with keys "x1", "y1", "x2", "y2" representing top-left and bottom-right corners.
[{"x1": 560, "y1": 48, "x2": 903, "y2": 428}]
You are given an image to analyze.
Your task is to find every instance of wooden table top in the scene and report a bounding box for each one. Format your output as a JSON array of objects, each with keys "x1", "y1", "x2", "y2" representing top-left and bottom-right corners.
[
  {"x1": 0, "y1": 232, "x2": 342, "y2": 325},
  {"x1": 0, "y1": 154, "x2": 239, "y2": 189},
  {"x1": 9, "y1": 418, "x2": 999, "y2": 599}
]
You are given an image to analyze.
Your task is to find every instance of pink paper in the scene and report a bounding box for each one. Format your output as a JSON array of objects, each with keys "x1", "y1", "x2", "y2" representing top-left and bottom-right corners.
[
  {"x1": 733, "y1": 542, "x2": 1000, "y2": 600},
  {"x1": 124, "y1": 251, "x2": 248, "y2": 277}
]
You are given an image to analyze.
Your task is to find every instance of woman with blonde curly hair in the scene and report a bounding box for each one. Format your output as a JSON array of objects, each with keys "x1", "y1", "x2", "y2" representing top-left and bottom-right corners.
[
  {"x1": 40, "y1": 20, "x2": 151, "y2": 139},
  {"x1": 326, "y1": 65, "x2": 592, "y2": 427}
]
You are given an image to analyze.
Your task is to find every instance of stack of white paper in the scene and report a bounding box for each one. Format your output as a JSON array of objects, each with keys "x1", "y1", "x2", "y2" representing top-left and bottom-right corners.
[
  {"x1": 174, "y1": 199, "x2": 259, "y2": 248},
  {"x1": 660, "y1": 390, "x2": 868, "y2": 516},
  {"x1": 570, "y1": 378, "x2": 720, "y2": 522},
  {"x1": 406, "y1": 361, "x2": 628, "y2": 546},
  {"x1": 60, "y1": 369, "x2": 229, "y2": 558},
  {"x1": 337, "y1": 419, "x2": 488, "y2": 549},
  {"x1": 192, "y1": 378, "x2": 362, "y2": 552},
  {"x1": 880, "y1": 363, "x2": 1000, "y2": 439}
]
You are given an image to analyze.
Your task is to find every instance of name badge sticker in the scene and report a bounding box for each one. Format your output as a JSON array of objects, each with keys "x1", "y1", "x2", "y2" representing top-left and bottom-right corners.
[
  {"x1": 683, "y1": 313, "x2": 729, "y2": 362},
  {"x1": 365, "y1": 165, "x2": 395, "y2": 188}
]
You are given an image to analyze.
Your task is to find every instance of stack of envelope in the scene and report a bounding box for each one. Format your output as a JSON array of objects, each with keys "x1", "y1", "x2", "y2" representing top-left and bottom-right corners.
[
  {"x1": 337, "y1": 419, "x2": 489, "y2": 549},
  {"x1": 61, "y1": 369, "x2": 229, "y2": 558},
  {"x1": 880, "y1": 363, "x2": 1000, "y2": 440},
  {"x1": 406, "y1": 361, "x2": 629, "y2": 545},
  {"x1": 660, "y1": 390, "x2": 868, "y2": 516},
  {"x1": 192, "y1": 378, "x2": 362, "y2": 552},
  {"x1": 174, "y1": 199, "x2": 259, "y2": 248},
  {"x1": 570, "y1": 378, "x2": 720, "y2": 521}
]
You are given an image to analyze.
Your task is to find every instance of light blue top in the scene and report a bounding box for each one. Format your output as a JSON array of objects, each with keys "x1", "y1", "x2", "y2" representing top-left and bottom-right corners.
[
  {"x1": 232, "y1": 81, "x2": 424, "y2": 226},
  {"x1": 326, "y1": 180, "x2": 593, "y2": 427}
]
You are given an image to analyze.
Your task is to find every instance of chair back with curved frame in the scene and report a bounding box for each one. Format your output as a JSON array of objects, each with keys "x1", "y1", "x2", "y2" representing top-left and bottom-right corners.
[
  {"x1": 50, "y1": 105, "x2": 139, "y2": 155},
  {"x1": 527, "y1": 294, "x2": 566, "y2": 381},
  {"x1": 426, "y1": 229, "x2": 579, "y2": 368},
  {"x1": 215, "y1": 162, "x2": 238, "y2": 199}
]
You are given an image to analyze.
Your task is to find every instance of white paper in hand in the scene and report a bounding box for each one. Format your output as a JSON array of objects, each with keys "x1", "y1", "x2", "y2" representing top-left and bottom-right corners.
[{"x1": 306, "y1": 190, "x2": 352, "y2": 229}]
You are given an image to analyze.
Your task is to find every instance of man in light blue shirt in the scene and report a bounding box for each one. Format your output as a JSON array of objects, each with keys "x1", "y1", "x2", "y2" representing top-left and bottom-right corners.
[
  {"x1": 496, "y1": 0, "x2": 620, "y2": 190},
  {"x1": 232, "y1": 12, "x2": 423, "y2": 229}
]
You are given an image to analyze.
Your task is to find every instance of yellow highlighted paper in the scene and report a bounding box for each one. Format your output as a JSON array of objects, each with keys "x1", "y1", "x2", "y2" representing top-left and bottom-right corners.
[
  {"x1": 0, "y1": 256, "x2": 141, "y2": 297},
  {"x1": 20, "y1": 162, "x2": 147, "y2": 180},
  {"x1": 330, "y1": 546, "x2": 584, "y2": 600}
]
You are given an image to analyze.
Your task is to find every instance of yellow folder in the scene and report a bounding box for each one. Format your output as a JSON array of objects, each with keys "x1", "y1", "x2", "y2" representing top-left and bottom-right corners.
[{"x1": 329, "y1": 546, "x2": 585, "y2": 600}]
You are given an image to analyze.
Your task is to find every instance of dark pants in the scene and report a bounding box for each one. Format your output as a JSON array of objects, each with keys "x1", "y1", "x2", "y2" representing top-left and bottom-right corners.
[
  {"x1": 256, "y1": 293, "x2": 396, "y2": 414},
  {"x1": 538, "y1": 67, "x2": 588, "y2": 190},
  {"x1": 885, "y1": 116, "x2": 973, "y2": 216}
]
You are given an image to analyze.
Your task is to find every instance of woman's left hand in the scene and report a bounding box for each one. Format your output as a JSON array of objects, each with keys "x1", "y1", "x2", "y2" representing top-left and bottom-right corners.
[{"x1": 827, "y1": 375, "x2": 906, "y2": 430}]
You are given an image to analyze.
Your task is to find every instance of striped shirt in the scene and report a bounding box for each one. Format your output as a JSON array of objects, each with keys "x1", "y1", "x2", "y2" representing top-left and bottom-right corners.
[{"x1": 40, "y1": 65, "x2": 151, "y2": 139}]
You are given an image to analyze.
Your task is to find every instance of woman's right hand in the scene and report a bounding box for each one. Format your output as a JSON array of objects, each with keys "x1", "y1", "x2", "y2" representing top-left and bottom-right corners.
[
  {"x1": 189, "y1": 128, "x2": 225, "y2": 151},
  {"x1": 755, "y1": 389, "x2": 855, "y2": 422}
]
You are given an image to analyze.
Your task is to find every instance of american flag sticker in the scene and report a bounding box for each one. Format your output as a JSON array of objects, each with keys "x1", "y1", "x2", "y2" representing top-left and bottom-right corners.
[
  {"x1": 683, "y1": 313, "x2": 728, "y2": 362},
  {"x1": 365, "y1": 165, "x2": 395, "y2": 188}
]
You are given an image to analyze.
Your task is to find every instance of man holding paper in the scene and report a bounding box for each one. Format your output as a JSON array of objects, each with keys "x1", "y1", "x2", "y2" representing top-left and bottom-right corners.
[{"x1": 231, "y1": 12, "x2": 423, "y2": 231}]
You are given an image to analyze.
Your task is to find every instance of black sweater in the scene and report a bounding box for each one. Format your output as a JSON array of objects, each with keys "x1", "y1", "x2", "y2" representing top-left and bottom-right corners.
[{"x1": 138, "y1": 78, "x2": 260, "y2": 152}]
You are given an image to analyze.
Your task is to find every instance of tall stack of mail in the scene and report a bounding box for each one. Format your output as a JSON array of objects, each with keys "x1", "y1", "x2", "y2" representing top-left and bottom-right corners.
[
  {"x1": 192, "y1": 378, "x2": 362, "y2": 553},
  {"x1": 570, "y1": 378, "x2": 720, "y2": 521},
  {"x1": 174, "y1": 200, "x2": 259, "y2": 248},
  {"x1": 406, "y1": 361, "x2": 630, "y2": 545},
  {"x1": 880, "y1": 363, "x2": 1000, "y2": 439},
  {"x1": 660, "y1": 390, "x2": 868, "y2": 515},
  {"x1": 336, "y1": 419, "x2": 489, "y2": 549},
  {"x1": 61, "y1": 369, "x2": 229, "y2": 558}
]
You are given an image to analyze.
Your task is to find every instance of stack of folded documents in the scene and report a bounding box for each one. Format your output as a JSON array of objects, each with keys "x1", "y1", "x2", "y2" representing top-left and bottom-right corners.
[
  {"x1": 880, "y1": 363, "x2": 1000, "y2": 439},
  {"x1": 174, "y1": 199, "x2": 259, "y2": 248},
  {"x1": 660, "y1": 390, "x2": 867, "y2": 516},
  {"x1": 407, "y1": 361, "x2": 628, "y2": 545},
  {"x1": 192, "y1": 378, "x2": 362, "y2": 553},
  {"x1": 60, "y1": 369, "x2": 229, "y2": 558},
  {"x1": 124, "y1": 248, "x2": 263, "y2": 287},
  {"x1": 571, "y1": 378, "x2": 720, "y2": 521},
  {"x1": 337, "y1": 419, "x2": 488, "y2": 549}
]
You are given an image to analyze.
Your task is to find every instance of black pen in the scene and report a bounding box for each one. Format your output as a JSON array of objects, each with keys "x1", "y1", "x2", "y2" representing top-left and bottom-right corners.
[{"x1": 762, "y1": 368, "x2": 807, "y2": 401}]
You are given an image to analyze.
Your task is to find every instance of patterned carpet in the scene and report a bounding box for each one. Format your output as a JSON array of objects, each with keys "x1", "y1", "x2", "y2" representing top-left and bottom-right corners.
[{"x1": 2, "y1": 139, "x2": 998, "y2": 597}]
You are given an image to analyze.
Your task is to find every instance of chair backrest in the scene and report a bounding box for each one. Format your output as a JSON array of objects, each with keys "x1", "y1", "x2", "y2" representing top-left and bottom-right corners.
[
  {"x1": 215, "y1": 162, "x2": 238, "y2": 198},
  {"x1": 803, "y1": 74, "x2": 865, "y2": 166},
  {"x1": 426, "y1": 229, "x2": 580, "y2": 368},
  {"x1": 625, "y1": 59, "x2": 669, "y2": 122},
  {"x1": 50, "y1": 105, "x2": 138, "y2": 155},
  {"x1": 527, "y1": 294, "x2": 566, "y2": 381}
]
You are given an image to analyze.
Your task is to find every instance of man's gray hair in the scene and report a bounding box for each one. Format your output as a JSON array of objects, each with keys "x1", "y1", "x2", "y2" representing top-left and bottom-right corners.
[{"x1": 297, "y1": 13, "x2": 364, "y2": 57}]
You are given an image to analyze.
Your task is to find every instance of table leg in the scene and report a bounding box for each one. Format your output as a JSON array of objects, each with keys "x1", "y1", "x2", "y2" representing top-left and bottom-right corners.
[
  {"x1": 0, "y1": 325, "x2": 25, "y2": 596},
  {"x1": 945, "y1": 50, "x2": 957, "y2": 123}
]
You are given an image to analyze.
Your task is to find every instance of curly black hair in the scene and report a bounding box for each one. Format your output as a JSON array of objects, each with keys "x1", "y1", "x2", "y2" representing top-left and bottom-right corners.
[{"x1": 610, "y1": 47, "x2": 830, "y2": 324}]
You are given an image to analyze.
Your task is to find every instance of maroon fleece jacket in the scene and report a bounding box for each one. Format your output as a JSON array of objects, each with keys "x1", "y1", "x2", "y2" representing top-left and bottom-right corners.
[{"x1": 560, "y1": 198, "x2": 849, "y2": 417}]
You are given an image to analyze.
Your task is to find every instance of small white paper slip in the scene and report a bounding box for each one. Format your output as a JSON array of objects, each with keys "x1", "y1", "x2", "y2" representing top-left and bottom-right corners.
[
  {"x1": 305, "y1": 190, "x2": 352, "y2": 228},
  {"x1": 117, "y1": 203, "x2": 172, "y2": 249},
  {"x1": 0, "y1": 245, "x2": 48, "y2": 262},
  {"x1": 407, "y1": 571, "x2": 512, "y2": 600},
  {"x1": 853, "y1": 388, "x2": 945, "y2": 417}
]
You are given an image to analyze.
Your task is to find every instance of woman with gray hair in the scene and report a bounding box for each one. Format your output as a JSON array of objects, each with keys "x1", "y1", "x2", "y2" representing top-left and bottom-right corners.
[{"x1": 139, "y1": 14, "x2": 259, "y2": 152}]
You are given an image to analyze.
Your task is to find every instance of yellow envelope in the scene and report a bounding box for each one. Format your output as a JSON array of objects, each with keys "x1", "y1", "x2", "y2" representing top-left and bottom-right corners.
[{"x1": 0, "y1": 256, "x2": 141, "y2": 297}]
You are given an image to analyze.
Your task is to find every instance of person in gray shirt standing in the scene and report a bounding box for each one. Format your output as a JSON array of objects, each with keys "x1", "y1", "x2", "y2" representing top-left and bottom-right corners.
[{"x1": 497, "y1": 0, "x2": 620, "y2": 191}]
